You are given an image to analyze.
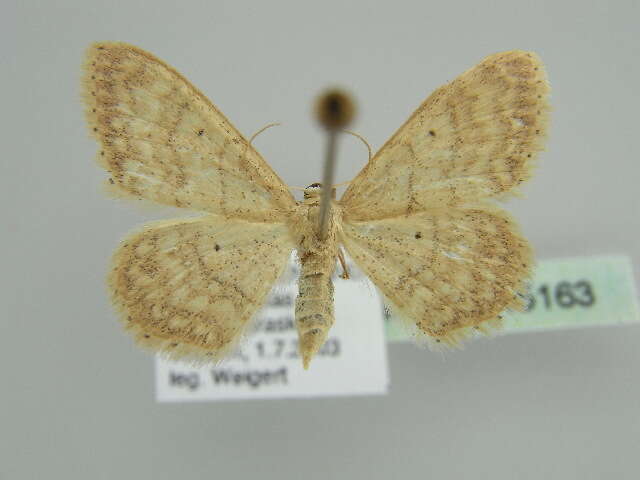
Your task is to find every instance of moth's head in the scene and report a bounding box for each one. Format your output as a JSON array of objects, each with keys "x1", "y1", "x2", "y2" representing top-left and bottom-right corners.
[{"x1": 303, "y1": 183, "x2": 323, "y2": 200}]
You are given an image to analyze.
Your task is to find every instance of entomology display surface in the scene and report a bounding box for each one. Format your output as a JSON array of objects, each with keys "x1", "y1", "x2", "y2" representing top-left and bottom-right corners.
[{"x1": 82, "y1": 43, "x2": 550, "y2": 369}]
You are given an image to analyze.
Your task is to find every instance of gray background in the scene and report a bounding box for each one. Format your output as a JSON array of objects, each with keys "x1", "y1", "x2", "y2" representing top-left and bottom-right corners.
[{"x1": 2, "y1": 0, "x2": 639, "y2": 479}]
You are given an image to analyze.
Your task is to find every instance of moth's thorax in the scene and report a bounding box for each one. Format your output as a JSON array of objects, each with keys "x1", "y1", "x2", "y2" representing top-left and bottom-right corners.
[{"x1": 292, "y1": 198, "x2": 342, "y2": 257}]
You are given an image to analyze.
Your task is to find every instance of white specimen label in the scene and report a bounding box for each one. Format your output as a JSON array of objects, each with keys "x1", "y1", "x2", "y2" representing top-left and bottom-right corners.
[{"x1": 155, "y1": 276, "x2": 389, "y2": 402}]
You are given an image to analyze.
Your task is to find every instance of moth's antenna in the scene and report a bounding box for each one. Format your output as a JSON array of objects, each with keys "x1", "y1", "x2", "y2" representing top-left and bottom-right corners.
[
  {"x1": 314, "y1": 89, "x2": 356, "y2": 240},
  {"x1": 249, "y1": 122, "x2": 281, "y2": 145},
  {"x1": 342, "y1": 129, "x2": 372, "y2": 163},
  {"x1": 331, "y1": 180, "x2": 351, "y2": 188}
]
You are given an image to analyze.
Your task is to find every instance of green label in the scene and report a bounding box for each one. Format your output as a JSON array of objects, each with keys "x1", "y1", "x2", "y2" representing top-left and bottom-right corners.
[{"x1": 385, "y1": 255, "x2": 640, "y2": 341}]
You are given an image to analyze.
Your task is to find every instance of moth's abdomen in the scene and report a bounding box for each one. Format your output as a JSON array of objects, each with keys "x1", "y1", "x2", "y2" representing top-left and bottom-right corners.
[{"x1": 295, "y1": 254, "x2": 335, "y2": 369}]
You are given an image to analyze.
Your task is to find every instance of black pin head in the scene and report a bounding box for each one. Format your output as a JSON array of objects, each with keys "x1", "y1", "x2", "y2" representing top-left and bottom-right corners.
[{"x1": 314, "y1": 89, "x2": 356, "y2": 130}]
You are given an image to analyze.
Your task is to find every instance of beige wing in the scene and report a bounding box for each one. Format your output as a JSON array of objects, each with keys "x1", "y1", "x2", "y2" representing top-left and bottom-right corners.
[
  {"x1": 340, "y1": 51, "x2": 550, "y2": 221},
  {"x1": 82, "y1": 42, "x2": 295, "y2": 221},
  {"x1": 109, "y1": 216, "x2": 294, "y2": 361},
  {"x1": 340, "y1": 204, "x2": 531, "y2": 345}
]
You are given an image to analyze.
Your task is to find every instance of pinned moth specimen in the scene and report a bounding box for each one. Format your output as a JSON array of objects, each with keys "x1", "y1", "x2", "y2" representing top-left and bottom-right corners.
[{"x1": 82, "y1": 43, "x2": 549, "y2": 368}]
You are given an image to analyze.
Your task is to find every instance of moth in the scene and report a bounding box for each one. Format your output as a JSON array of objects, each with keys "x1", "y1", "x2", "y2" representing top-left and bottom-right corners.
[{"x1": 82, "y1": 43, "x2": 549, "y2": 369}]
